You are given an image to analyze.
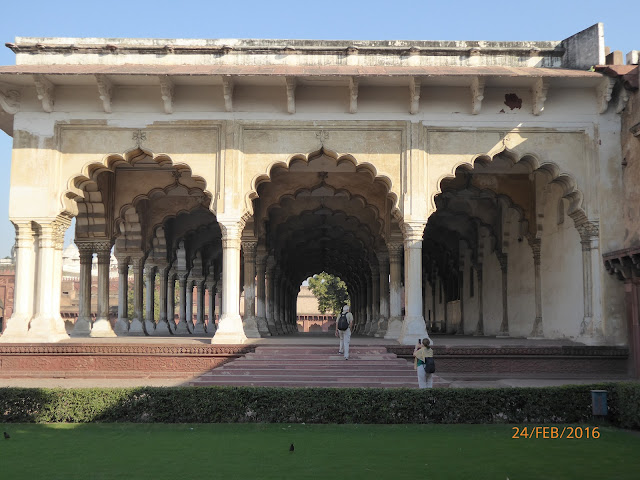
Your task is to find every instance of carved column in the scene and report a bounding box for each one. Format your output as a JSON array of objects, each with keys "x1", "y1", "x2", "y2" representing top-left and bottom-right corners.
[
  {"x1": 497, "y1": 252, "x2": 510, "y2": 337},
  {"x1": 375, "y1": 252, "x2": 390, "y2": 337},
  {"x1": 28, "y1": 222, "x2": 69, "y2": 341},
  {"x1": 91, "y1": 242, "x2": 116, "y2": 337},
  {"x1": 51, "y1": 219, "x2": 69, "y2": 332},
  {"x1": 206, "y1": 278, "x2": 216, "y2": 335},
  {"x1": 456, "y1": 258, "x2": 465, "y2": 335},
  {"x1": 212, "y1": 221, "x2": 247, "y2": 344},
  {"x1": 71, "y1": 242, "x2": 94, "y2": 336},
  {"x1": 193, "y1": 279, "x2": 207, "y2": 335},
  {"x1": 167, "y1": 271, "x2": 176, "y2": 332},
  {"x1": 529, "y1": 239, "x2": 544, "y2": 338},
  {"x1": 0, "y1": 222, "x2": 35, "y2": 340},
  {"x1": 144, "y1": 265, "x2": 157, "y2": 335},
  {"x1": 273, "y1": 266, "x2": 284, "y2": 334},
  {"x1": 174, "y1": 273, "x2": 190, "y2": 335},
  {"x1": 363, "y1": 274, "x2": 373, "y2": 334},
  {"x1": 577, "y1": 221, "x2": 602, "y2": 338},
  {"x1": 384, "y1": 243, "x2": 404, "y2": 340},
  {"x1": 369, "y1": 264, "x2": 380, "y2": 336},
  {"x1": 114, "y1": 256, "x2": 130, "y2": 335},
  {"x1": 255, "y1": 251, "x2": 270, "y2": 336},
  {"x1": 154, "y1": 264, "x2": 171, "y2": 336},
  {"x1": 241, "y1": 241, "x2": 260, "y2": 337},
  {"x1": 185, "y1": 279, "x2": 194, "y2": 333},
  {"x1": 128, "y1": 256, "x2": 146, "y2": 335},
  {"x1": 265, "y1": 257, "x2": 276, "y2": 335},
  {"x1": 398, "y1": 222, "x2": 429, "y2": 344},
  {"x1": 474, "y1": 266, "x2": 485, "y2": 335}
]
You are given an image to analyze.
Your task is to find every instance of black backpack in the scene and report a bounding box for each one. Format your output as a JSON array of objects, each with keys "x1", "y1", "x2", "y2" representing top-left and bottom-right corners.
[
  {"x1": 423, "y1": 355, "x2": 436, "y2": 374},
  {"x1": 337, "y1": 313, "x2": 349, "y2": 331}
]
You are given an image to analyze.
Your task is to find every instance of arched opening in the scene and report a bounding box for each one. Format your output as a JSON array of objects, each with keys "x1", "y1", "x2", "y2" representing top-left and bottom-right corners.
[
  {"x1": 63, "y1": 149, "x2": 221, "y2": 338},
  {"x1": 244, "y1": 148, "x2": 403, "y2": 337},
  {"x1": 426, "y1": 151, "x2": 592, "y2": 339}
]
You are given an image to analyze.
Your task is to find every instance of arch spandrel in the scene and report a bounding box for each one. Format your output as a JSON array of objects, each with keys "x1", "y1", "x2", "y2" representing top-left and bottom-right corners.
[{"x1": 238, "y1": 124, "x2": 405, "y2": 220}]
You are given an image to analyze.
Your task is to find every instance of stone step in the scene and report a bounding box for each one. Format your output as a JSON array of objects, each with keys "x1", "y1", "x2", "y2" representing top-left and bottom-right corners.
[
  {"x1": 188, "y1": 345, "x2": 449, "y2": 389},
  {"x1": 199, "y1": 369, "x2": 417, "y2": 378}
]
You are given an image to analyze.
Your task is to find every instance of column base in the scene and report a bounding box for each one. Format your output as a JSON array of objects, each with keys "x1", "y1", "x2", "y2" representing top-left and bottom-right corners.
[
  {"x1": 193, "y1": 322, "x2": 206, "y2": 335},
  {"x1": 397, "y1": 315, "x2": 429, "y2": 345},
  {"x1": 114, "y1": 318, "x2": 130, "y2": 335},
  {"x1": 256, "y1": 316, "x2": 271, "y2": 336},
  {"x1": 266, "y1": 321, "x2": 278, "y2": 336},
  {"x1": 26, "y1": 315, "x2": 69, "y2": 342},
  {"x1": 374, "y1": 317, "x2": 388, "y2": 337},
  {"x1": 0, "y1": 314, "x2": 31, "y2": 342},
  {"x1": 70, "y1": 316, "x2": 92, "y2": 337},
  {"x1": 90, "y1": 317, "x2": 117, "y2": 337},
  {"x1": 242, "y1": 315, "x2": 261, "y2": 338},
  {"x1": 527, "y1": 317, "x2": 544, "y2": 339},
  {"x1": 128, "y1": 318, "x2": 146, "y2": 336},
  {"x1": 153, "y1": 320, "x2": 172, "y2": 336},
  {"x1": 143, "y1": 320, "x2": 156, "y2": 335},
  {"x1": 383, "y1": 316, "x2": 403, "y2": 340},
  {"x1": 206, "y1": 321, "x2": 217, "y2": 337},
  {"x1": 174, "y1": 320, "x2": 191, "y2": 335},
  {"x1": 211, "y1": 313, "x2": 248, "y2": 344}
]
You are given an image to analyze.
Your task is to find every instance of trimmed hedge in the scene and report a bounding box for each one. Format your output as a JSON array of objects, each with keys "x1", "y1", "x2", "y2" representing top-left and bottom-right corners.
[{"x1": 1, "y1": 383, "x2": 638, "y2": 428}]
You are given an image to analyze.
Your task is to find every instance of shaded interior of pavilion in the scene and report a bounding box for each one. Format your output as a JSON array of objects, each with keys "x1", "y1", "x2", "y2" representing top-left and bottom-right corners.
[{"x1": 67, "y1": 148, "x2": 589, "y2": 342}]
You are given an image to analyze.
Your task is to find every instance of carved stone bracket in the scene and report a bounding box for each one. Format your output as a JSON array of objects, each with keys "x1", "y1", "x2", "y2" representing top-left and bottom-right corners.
[
  {"x1": 616, "y1": 87, "x2": 630, "y2": 114},
  {"x1": 409, "y1": 77, "x2": 421, "y2": 115},
  {"x1": 597, "y1": 77, "x2": 616, "y2": 114},
  {"x1": 222, "y1": 76, "x2": 234, "y2": 112},
  {"x1": 349, "y1": 76, "x2": 359, "y2": 114},
  {"x1": 159, "y1": 76, "x2": 174, "y2": 114},
  {"x1": 95, "y1": 75, "x2": 113, "y2": 113},
  {"x1": 604, "y1": 247, "x2": 640, "y2": 281},
  {"x1": 285, "y1": 77, "x2": 296, "y2": 114},
  {"x1": 33, "y1": 75, "x2": 54, "y2": 113},
  {"x1": 470, "y1": 76, "x2": 485, "y2": 115},
  {"x1": 531, "y1": 78, "x2": 548, "y2": 116},
  {"x1": 0, "y1": 83, "x2": 21, "y2": 114}
]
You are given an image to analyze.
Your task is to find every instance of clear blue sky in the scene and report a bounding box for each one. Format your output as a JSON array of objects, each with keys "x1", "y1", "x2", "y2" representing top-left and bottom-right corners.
[{"x1": 0, "y1": 0, "x2": 636, "y2": 257}]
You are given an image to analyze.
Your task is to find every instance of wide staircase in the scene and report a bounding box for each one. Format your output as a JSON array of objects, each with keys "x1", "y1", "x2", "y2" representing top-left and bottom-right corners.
[{"x1": 188, "y1": 345, "x2": 449, "y2": 388}]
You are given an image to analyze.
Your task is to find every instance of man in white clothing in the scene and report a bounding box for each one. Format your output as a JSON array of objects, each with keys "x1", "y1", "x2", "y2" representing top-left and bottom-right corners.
[{"x1": 335, "y1": 304, "x2": 354, "y2": 360}]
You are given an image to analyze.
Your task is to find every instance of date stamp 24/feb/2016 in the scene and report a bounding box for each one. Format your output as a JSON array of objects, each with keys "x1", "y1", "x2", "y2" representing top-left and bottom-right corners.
[{"x1": 512, "y1": 426, "x2": 600, "y2": 439}]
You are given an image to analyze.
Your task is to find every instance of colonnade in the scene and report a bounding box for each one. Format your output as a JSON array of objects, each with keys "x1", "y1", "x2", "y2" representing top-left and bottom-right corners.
[{"x1": 1, "y1": 218, "x2": 432, "y2": 345}]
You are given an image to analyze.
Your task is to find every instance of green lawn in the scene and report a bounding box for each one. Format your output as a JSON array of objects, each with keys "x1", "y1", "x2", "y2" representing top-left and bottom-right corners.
[{"x1": 0, "y1": 423, "x2": 638, "y2": 479}]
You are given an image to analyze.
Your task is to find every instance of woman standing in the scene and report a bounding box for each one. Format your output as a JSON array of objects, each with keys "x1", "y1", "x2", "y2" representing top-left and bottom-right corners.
[{"x1": 413, "y1": 338, "x2": 434, "y2": 388}]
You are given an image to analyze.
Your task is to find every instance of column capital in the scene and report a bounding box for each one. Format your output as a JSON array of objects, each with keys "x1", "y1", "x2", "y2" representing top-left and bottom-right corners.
[
  {"x1": 529, "y1": 238, "x2": 542, "y2": 265},
  {"x1": 11, "y1": 221, "x2": 35, "y2": 248},
  {"x1": 116, "y1": 255, "x2": 129, "y2": 274},
  {"x1": 241, "y1": 241, "x2": 258, "y2": 258},
  {"x1": 387, "y1": 242, "x2": 404, "y2": 262},
  {"x1": 401, "y1": 221, "x2": 425, "y2": 246},
  {"x1": 219, "y1": 219, "x2": 245, "y2": 249},
  {"x1": 575, "y1": 220, "x2": 599, "y2": 250}
]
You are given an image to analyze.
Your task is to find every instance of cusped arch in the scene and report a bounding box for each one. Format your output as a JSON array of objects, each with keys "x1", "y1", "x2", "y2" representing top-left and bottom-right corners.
[
  {"x1": 246, "y1": 147, "x2": 399, "y2": 222},
  {"x1": 432, "y1": 148, "x2": 589, "y2": 229}
]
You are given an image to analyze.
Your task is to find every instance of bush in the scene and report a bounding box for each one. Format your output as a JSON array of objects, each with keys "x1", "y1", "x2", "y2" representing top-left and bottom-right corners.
[{"x1": 0, "y1": 383, "x2": 636, "y2": 427}]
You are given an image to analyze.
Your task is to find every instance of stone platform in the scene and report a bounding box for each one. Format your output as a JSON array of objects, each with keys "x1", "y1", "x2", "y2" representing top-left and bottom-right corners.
[{"x1": 0, "y1": 334, "x2": 630, "y2": 388}]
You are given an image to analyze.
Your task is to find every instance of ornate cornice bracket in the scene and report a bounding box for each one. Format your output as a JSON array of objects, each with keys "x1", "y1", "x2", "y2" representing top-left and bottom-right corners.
[
  {"x1": 159, "y1": 76, "x2": 174, "y2": 114},
  {"x1": 470, "y1": 76, "x2": 485, "y2": 115},
  {"x1": 95, "y1": 75, "x2": 113, "y2": 113},
  {"x1": 285, "y1": 77, "x2": 296, "y2": 114},
  {"x1": 222, "y1": 76, "x2": 234, "y2": 112},
  {"x1": 33, "y1": 75, "x2": 54, "y2": 113},
  {"x1": 597, "y1": 77, "x2": 616, "y2": 114},
  {"x1": 531, "y1": 78, "x2": 548, "y2": 116},
  {"x1": 0, "y1": 83, "x2": 21, "y2": 114},
  {"x1": 349, "y1": 76, "x2": 359, "y2": 114},
  {"x1": 616, "y1": 87, "x2": 630, "y2": 114},
  {"x1": 409, "y1": 77, "x2": 421, "y2": 115}
]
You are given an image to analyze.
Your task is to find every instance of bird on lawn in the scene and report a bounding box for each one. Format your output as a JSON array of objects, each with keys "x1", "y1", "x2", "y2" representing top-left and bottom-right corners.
[
  {"x1": 289, "y1": 443, "x2": 294, "y2": 452},
  {"x1": 3, "y1": 432, "x2": 10, "y2": 440}
]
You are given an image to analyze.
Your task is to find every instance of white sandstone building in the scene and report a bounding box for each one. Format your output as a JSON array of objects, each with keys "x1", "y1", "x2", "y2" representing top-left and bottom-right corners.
[{"x1": 0, "y1": 24, "x2": 636, "y2": 353}]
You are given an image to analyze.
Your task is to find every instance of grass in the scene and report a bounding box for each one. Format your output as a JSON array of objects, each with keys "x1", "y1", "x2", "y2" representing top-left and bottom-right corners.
[{"x1": 0, "y1": 423, "x2": 639, "y2": 479}]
